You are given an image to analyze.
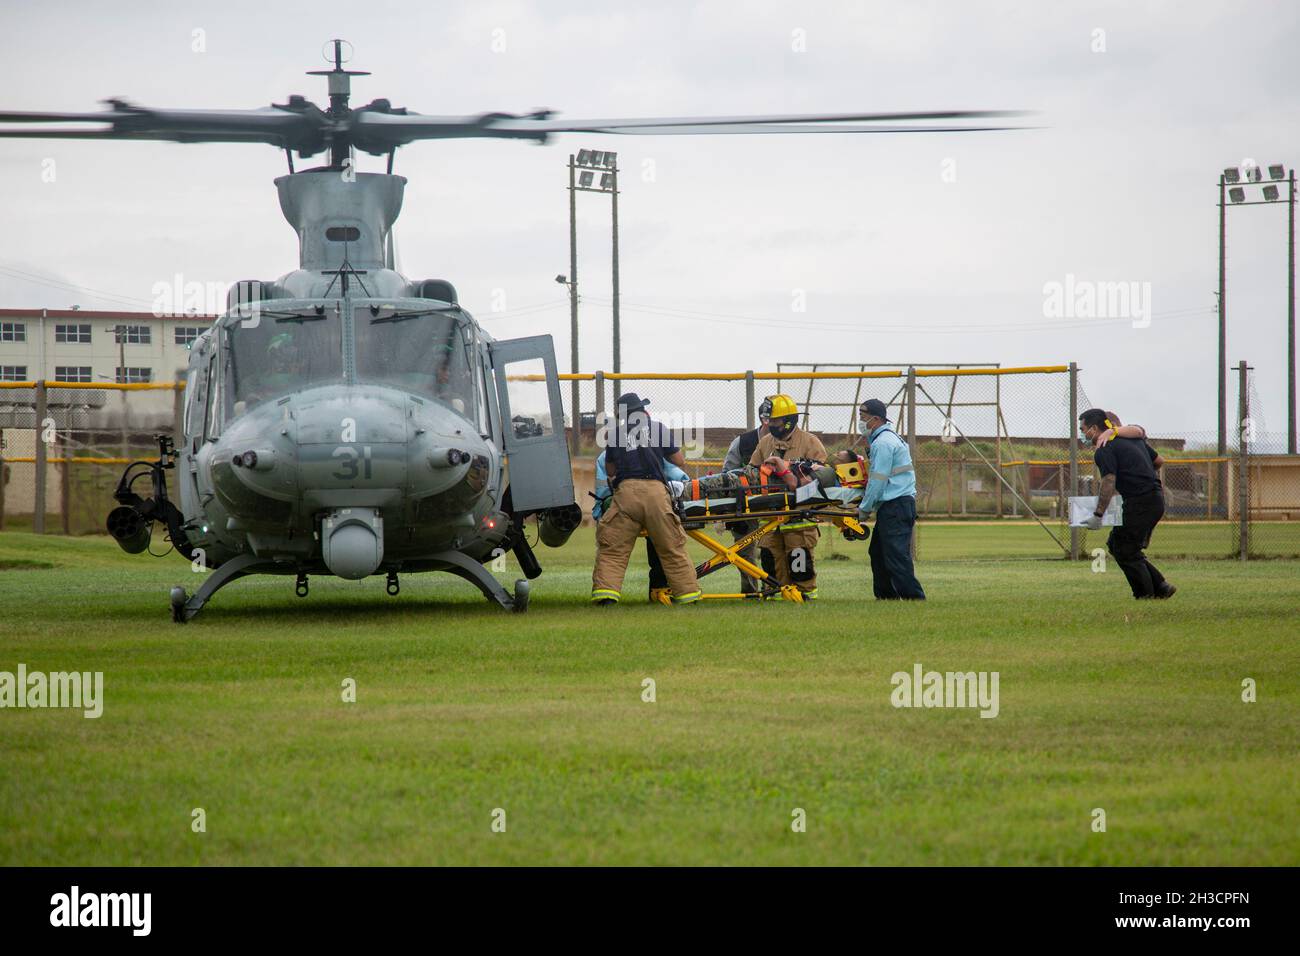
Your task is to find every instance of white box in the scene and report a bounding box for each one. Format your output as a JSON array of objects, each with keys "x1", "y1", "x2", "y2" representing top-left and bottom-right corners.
[{"x1": 1068, "y1": 495, "x2": 1124, "y2": 527}]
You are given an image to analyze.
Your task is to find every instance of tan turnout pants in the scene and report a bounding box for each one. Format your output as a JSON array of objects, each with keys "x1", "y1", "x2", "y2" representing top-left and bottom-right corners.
[
  {"x1": 758, "y1": 525, "x2": 819, "y2": 593},
  {"x1": 592, "y1": 479, "x2": 701, "y2": 604}
]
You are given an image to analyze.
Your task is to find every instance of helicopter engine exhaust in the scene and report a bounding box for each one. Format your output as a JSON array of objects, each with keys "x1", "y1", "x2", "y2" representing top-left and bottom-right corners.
[
  {"x1": 321, "y1": 508, "x2": 385, "y2": 580},
  {"x1": 537, "y1": 504, "x2": 583, "y2": 549}
]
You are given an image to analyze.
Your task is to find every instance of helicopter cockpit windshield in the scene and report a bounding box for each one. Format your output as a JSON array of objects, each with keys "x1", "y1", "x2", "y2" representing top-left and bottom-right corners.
[
  {"x1": 228, "y1": 310, "x2": 344, "y2": 414},
  {"x1": 354, "y1": 308, "x2": 476, "y2": 417}
]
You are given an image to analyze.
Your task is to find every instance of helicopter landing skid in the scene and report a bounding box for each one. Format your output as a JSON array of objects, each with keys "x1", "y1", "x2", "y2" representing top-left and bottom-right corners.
[
  {"x1": 431, "y1": 550, "x2": 530, "y2": 613},
  {"x1": 170, "y1": 552, "x2": 272, "y2": 623}
]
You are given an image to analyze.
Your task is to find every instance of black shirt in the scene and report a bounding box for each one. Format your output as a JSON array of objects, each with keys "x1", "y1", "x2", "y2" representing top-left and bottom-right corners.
[
  {"x1": 606, "y1": 416, "x2": 679, "y2": 486},
  {"x1": 1094, "y1": 436, "x2": 1160, "y2": 497}
]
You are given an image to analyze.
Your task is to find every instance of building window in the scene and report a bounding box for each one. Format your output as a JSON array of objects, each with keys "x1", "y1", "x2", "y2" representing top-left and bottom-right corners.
[
  {"x1": 115, "y1": 367, "x2": 153, "y2": 384},
  {"x1": 0, "y1": 365, "x2": 27, "y2": 381},
  {"x1": 54, "y1": 366, "x2": 92, "y2": 383},
  {"x1": 55, "y1": 323, "x2": 92, "y2": 343},
  {"x1": 175, "y1": 326, "x2": 202, "y2": 348},
  {"x1": 114, "y1": 325, "x2": 151, "y2": 345},
  {"x1": 0, "y1": 322, "x2": 25, "y2": 342}
]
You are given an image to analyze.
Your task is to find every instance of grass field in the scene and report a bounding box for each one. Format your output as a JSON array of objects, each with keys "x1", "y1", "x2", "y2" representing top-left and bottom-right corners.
[{"x1": 1, "y1": 524, "x2": 1297, "y2": 866}]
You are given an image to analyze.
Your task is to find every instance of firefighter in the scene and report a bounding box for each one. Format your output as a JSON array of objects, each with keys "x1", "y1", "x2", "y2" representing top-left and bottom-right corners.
[
  {"x1": 591, "y1": 393, "x2": 702, "y2": 606},
  {"x1": 593, "y1": 447, "x2": 690, "y2": 603},
  {"x1": 748, "y1": 394, "x2": 826, "y2": 599},
  {"x1": 721, "y1": 398, "x2": 772, "y2": 594}
]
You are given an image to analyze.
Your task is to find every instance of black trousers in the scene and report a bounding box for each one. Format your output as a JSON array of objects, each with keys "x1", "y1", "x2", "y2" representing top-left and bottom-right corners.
[
  {"x1": 868, "y1": 496, "x2": 926, "y2": 600},
  {"x1": 646, "y1": 539, "x2": 667, "y2": 590},
  {"x1": 729, "y1": 520, "x2": 761, "y2": 594},
  {"x1": 1107, "y1": 490, "x2": 1167, "y2": 598}
]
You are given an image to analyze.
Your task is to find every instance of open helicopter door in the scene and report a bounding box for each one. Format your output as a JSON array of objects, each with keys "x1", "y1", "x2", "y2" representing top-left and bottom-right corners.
[{"x1": 490, "y1": 335, "x2": 575, "y2": 512}]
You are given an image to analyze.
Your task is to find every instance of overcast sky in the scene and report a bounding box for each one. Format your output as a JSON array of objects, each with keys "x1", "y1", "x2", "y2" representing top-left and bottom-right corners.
[{"x1": 2, "y1": 0, "x2": 1297, "y2": 440}]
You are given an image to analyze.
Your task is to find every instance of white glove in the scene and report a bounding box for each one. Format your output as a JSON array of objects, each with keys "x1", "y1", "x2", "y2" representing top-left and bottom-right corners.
[
  {"x1": 668, "y1": 480, "x2": 686, "y2": 498},
  {"x1": 1084, "y1": 513, "x2": 1104, "y2": 531}
]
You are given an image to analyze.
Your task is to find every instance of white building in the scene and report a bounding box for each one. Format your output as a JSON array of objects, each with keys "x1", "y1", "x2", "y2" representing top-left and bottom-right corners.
[{"x1": 0, "y1": 307, "x2": 214, "y2": 385}]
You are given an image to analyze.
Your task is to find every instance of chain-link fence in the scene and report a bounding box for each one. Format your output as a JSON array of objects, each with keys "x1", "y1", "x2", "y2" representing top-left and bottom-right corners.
[
  {"x1": 4, "y1": 364, "x2": 1297, "y2": 560},
  {"x1": 0, "y1": 382, "x2": 180, "y2": 535},
  {"x1": 560, "y1": 363, "x2": 1300, "y2": 560}
]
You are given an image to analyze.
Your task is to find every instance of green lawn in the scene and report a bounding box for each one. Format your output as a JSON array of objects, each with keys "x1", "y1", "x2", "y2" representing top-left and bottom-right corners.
[{"x1": 0, "y1": 526, "x2": 1297, "y2": 866}]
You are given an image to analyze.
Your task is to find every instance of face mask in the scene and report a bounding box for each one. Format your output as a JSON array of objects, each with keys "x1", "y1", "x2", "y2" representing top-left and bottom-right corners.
[{"x1": 857, "y1": 421, "x2": 872, "y2": 437}]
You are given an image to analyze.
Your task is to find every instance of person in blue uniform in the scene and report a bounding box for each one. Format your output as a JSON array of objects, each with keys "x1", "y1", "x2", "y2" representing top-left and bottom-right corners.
[{"x1": 856, "y1": 399, "x2": 925, "y2": 600}]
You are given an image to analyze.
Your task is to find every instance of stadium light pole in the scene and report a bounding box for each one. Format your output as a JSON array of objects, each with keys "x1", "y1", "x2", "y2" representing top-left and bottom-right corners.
[
  {"x1": 1217, "y1": 161, "x2": 1297, "y2": 454},
  {"x1": 572, "y1": 149, "x2": 621, "y2": 373},
  {"x1": 565, "y1": 156, "x2": 580, "y2": 455}
]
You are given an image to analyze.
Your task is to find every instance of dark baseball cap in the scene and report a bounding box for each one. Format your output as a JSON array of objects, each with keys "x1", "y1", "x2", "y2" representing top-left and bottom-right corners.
[{"x1": 860, "y1": 398, "x2": 889, "y2": 420}]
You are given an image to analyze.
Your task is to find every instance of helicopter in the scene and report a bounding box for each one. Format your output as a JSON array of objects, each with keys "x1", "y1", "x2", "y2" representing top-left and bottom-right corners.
[{"x1": 1, "y1": 40, "x2": 1027, "y2": 621}]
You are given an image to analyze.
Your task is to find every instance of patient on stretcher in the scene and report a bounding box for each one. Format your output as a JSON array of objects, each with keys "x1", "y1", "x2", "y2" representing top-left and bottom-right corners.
[{"x1": 676, "y1": 455, "x2": 859, "y2": 518}]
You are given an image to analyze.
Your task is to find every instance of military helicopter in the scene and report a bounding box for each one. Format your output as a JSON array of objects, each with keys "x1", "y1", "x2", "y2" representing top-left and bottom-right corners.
[{"x1": 1, "y1": 40, "x2": 1027, "y2": 621}]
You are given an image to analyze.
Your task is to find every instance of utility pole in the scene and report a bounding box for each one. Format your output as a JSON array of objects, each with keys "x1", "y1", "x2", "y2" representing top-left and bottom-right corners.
[
  {"x1": 1218, "y1": 174, "x2": 1227, "y2": 458},
  {"x1": 1068, "y1": 361, "x2": 1079, "y2": 560},
  {"x1": 905, "y1": 366, "x2": 918, "y2": 561},
  {"x1": 566, "y1": 155, "x2": 580, "y2": 456},
  {"x1": 112, "y1": 324, "x2": 129, "y2": 461},
  {"x1": 611, "y1": 160, "x2": 621, "y2": 375},
  {"x1": 1238, "y1": 360, "x2": 1249, "y2": 560},
  {"x1": 1289, "y1": 169, "x2": 1296, "y2": 453}
]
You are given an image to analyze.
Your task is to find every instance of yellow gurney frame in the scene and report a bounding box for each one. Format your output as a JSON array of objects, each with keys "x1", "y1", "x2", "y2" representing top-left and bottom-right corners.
[{"x1": 667, "y1": 501, "x2": 867, "y2": 603}]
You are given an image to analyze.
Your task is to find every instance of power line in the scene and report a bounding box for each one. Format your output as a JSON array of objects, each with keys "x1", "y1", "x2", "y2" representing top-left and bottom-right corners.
[{"x1": 0, "y1": 262, "x2": 157, "y2": 308}]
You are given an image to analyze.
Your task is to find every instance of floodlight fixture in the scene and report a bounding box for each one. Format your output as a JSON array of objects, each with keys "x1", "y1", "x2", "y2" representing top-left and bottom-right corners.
[
  {"x1": 1224, "y1": 168, "x2": 1240, "y2": 184},
  {"x1": 1269, "y1": 164, "x2": 1285, "y2": 180},
  {"x1": 1263, "y1": 184, "x2": 1279, "y2": 201},
  {"x1": 600, "y1": 173, "x2": 614, "y2": 190},
  {"x1": 576, "y1": 149, "x2": 591, "y2": 165},
  {"x1": 579, "y1": 170, "x2": 594, "y2": 187},
  {"x1": 1229, "y1": 186, "x2": 1245, "y2": 203}
]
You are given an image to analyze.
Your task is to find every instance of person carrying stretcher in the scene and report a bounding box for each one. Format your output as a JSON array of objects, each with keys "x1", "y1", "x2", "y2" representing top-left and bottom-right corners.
[
  {"x1": 591, "y1": 393, "x2": 703, "y2": 606},
  {"x1": 747, "y1": 394, "x2": 826, "y2": 600}
]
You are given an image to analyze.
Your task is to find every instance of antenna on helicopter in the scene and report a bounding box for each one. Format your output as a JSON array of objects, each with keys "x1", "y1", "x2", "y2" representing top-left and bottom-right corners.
[
  {"x1": 321, "y1": 238, "x2": 372, "y2": 298},
  {"x1": 306, "y1": 39, "x2": 370, "y2": 168}
]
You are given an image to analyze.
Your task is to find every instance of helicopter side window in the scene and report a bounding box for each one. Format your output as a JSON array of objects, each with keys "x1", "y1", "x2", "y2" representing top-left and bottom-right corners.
[
  {"x1": 355, "y1": 312, "x2": 475, "y2": 415},
  {"x1": 227, "y1": 312, "x2": 343, "y2": 416},
  {"x1": 182, "y1": 366, "x2": 198, "y2": 437},
  {"x1": 500, "y1": 358, "x2": 554, "y2": 440},
  {"x1": 203, "y1": 352, "x2": 220, "y2": 443},
  {"x1": 476, "y1": 353, "x2": 492, "y2": 437}
]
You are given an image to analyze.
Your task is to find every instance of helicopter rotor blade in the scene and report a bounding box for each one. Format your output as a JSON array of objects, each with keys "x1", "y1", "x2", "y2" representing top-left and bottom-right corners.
[
  {"x1": 0, "y1": 102, "x2": 331, "y2": 153},
  {"x1": 2, "y1": 99, "x2": 1035, "y2": 156},
  {"x1": 347, "y1": 108, "x2": 1033, "y2": 151}
]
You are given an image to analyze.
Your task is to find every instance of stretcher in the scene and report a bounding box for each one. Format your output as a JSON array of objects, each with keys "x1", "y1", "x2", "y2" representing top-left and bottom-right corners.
[{"x1": 665, "y1": 476, "x2": 868, "y2": 603}]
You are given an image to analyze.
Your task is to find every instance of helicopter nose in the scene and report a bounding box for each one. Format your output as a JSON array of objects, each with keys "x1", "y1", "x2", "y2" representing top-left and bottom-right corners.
[{"x1": 292, "y1": 389, "x2": 410, "y2": 503}]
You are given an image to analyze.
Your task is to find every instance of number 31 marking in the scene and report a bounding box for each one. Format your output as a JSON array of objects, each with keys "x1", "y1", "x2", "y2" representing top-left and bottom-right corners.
[{"x1": 332, "y1": 445, "x2": 372, "y2": 480}]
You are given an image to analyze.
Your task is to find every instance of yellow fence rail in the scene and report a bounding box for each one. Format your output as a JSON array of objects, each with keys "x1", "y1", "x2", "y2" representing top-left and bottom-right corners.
[{"x1": 0, "y1": 381, "x2": 181, "y2": 391}]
